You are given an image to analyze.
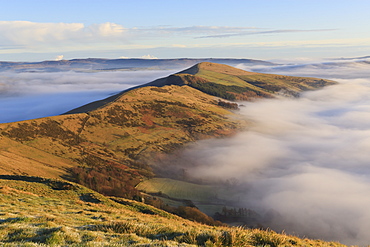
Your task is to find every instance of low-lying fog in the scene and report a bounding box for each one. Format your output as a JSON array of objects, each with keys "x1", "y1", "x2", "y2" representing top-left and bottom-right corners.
[
  {"x1": 0, "y1": 69, "x2": 177, "y2": 123},
  {"x1": 168, "y1": 59, "x2": 370, "y2": 246}
]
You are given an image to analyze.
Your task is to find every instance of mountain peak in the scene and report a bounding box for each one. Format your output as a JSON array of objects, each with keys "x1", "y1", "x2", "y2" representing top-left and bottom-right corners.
[
  {"x1": 181, "y1": 62, "x2": 258, "y2": 76},
  {"x1": 198, "y1": 62, "x2": 258, "y2": 75},
  {"x1": 66, "y1": 62, "x2": 336, "y2": 114},
  {"x1": 145, "y1": 62, "x2": 336, "y2": 101}
]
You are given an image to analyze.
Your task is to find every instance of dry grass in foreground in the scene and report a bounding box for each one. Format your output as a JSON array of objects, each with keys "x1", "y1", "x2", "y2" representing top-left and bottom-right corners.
[{"x1": 0, "y1": 176, "x2": 349, "y2": 247}]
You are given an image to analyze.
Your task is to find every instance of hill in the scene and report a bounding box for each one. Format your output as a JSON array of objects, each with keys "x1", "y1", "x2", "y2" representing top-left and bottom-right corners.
[
  {"x1": 67, "y1": 62, "x2": 336, "y2": 114},
  {"x1": 146, "y1": 62, "x2": 337, "y2": 100},
  {"x1": 0, "y1": 175, "x2": 346, "y2": 246},
  {"x1": 0, "y1": 83, "x2": 246, "y2": 199}
]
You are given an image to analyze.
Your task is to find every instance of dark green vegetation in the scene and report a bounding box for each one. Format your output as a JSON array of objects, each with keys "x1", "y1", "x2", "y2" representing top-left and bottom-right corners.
[{"x1": 0, "y1": 62, "x2": 340, "y2": 246}]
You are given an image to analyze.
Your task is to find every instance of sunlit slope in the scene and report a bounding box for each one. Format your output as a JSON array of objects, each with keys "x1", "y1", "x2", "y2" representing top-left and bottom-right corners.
[
  {"x1": 148, "y1": 62, "x2": 336, "y2": 100},
  {"x1": 0, "y1": 85, "x2": 245, "y2": 185},
  {"x1": 0, "y1": 175, "x2": 347, "y2": 246},
  {"x1": 0, "y1": 62, "x2": 336, "y2": 202},
  {"x1": 68, "y1": 62, "x2": 336, "y2": 114}
]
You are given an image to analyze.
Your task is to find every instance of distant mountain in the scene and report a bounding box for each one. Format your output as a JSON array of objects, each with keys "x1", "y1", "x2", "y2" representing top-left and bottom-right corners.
[
  {"x1": 0, "y1": 58, "x2": 275, "y2": 72},
  {"x1": 333, "y1": 55, "x2": 370, "y2": 60}
]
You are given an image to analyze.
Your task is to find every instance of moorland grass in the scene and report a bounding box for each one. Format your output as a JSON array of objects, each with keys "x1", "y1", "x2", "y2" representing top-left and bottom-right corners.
[{"x1": 0, "y1": 177, "x2": 348, "y2": 247}]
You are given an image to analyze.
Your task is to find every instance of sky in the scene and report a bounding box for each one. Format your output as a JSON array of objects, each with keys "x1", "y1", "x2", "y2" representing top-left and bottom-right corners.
[{"x1": 0, "y1": 0, "x2": 370, "y2": 61}]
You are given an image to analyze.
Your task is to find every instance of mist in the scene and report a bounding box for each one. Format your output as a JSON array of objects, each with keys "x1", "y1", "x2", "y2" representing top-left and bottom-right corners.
[
  {"x1": 238, "y1": 59, "x2": 370, "y2": 79},
  {"x1": 0, "y1": 69, "x2": 177, "y2": 123},
  {"x1": 165, "y1": 62, "x2": 370, "y2": 246}
]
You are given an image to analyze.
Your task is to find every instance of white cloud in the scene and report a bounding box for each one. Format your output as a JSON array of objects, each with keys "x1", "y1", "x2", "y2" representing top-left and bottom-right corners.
[
  {"x1": 54, "y1": 55, "x2": 64, "y2": 61},
  {"x1": 0, "y1": 22, "x2": 259, "y2": 49},
  {"x1": 0, "y1": 22, "x2": 265, "y2": 58},
  {"x1": 89, "y1": 22, "x2": 124, "y2": 37},
  {"x1": 0, "y1": 21, "x2": 126, "y2": 47},
  {"x1": 141, "y1": 54, "x2": 158, "y2": 59}
]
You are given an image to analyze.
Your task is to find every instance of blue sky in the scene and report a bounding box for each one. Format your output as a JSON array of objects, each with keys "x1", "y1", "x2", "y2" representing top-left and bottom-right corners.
[{"x1": 1, "y1": 0, "x2": 369, "y2": 61}]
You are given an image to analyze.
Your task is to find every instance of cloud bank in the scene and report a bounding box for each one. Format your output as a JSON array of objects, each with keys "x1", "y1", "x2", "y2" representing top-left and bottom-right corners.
[
  {"x1": 164, "y1": 62, "x2": 370, "y2": 246},
  {"x1": 0, "y1": 69, "x2": 177, "y2": 123},
  {"x1": 240, "y1": 60, "x2": 370, "y2": 80}
]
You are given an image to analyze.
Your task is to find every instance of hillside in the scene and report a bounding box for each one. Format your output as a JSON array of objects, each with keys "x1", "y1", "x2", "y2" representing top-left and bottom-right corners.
[
  {"x1": 0, "y1": 62, "x2": 342, "y2": 245},
  {"x1": 0, "y1": 83, "x2": 246, "y2": 199},
  {"x1": 0, "y1": 175, "x2": 346, "y2": 246},
  {"x1": 67, "y1": 62, "x2": 336, "y2": 114},
  {"x1": 146, "y1": 62, "x2": 337, "y2": 100}
]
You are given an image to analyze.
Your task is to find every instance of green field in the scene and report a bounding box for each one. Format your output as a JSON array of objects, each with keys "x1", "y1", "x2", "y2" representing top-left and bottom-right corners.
[
  {"x1": 137, "y1": 178, "x2": 218, "y2": 201},
  {"x1": 136, "y1": 177, "x2": 248, "y2": 217},
  {"x1": 137, "y1": 178, "x2": 243, "y2": 202}
]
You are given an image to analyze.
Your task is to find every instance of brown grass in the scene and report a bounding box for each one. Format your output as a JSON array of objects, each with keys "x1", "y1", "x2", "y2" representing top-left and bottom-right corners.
[
  {"x1": 0, "y1": 176, "x2": 348, "y2": 246},
  {"x1": 197, "y1": 62, "x2": 259, "y2": 76}
]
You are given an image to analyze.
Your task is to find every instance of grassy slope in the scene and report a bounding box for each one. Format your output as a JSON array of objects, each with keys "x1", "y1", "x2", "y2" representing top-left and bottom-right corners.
[
  {"x1": 152, "y1": 62, "x2": 337, "y2": 100},
  {"x1": 68, "y1": 62, "x2": 336, "y2": 114},
  {"x1": 0, "y1": 84, "x2": 245, "y2": 184},
  {"x1": 0, "y1": 175, "x2": 346, "y2": 247}
]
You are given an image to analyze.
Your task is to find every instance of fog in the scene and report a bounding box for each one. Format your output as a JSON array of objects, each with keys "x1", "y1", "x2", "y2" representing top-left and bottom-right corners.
[
  {"x1": 238, "y1": 59, "x2": 370, "y2": 79},
  {"x1": 0, "y1": 69, "x2": 177, "y2": 123},
  {"x1": 164, "y1": 62, "x2": 370, "y2": 246}
]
